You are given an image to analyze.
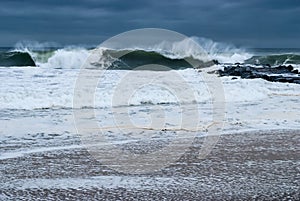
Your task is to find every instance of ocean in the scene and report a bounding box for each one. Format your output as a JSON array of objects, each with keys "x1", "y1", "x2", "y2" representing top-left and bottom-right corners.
[{"x1": 1, "y1": 39, "x2": 300, "y2": 199}]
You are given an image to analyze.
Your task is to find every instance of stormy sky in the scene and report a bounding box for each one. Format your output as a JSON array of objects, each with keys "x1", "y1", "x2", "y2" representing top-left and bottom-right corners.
[{"x1": 0, "y1": 0, "x2": 299, "y2": 47}]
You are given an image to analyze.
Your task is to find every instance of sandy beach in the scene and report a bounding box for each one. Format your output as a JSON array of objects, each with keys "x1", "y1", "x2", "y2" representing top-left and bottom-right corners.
[{"x1": 1, "y1": 129, "x2": 299, "y2": 200}]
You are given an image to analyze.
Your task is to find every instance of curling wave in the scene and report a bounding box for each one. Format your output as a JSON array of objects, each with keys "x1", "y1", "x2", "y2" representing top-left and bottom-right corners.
[
  {"x1": 0, "y1": 38, "x2": 252, "y2": 68},
  {"x1": 0, "y1": 51, "x2": 36, "y2": 67}
]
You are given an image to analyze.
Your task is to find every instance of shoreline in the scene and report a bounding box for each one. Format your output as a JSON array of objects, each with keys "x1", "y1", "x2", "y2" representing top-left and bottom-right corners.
[{"x1": 1, "y1": 129, "x2": 299, "y2": 200}]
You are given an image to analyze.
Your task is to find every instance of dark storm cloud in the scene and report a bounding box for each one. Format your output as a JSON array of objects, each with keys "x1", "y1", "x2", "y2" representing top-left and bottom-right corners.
[{"x1": 0, "y1": 0, "x2": 299, "y2": 47}]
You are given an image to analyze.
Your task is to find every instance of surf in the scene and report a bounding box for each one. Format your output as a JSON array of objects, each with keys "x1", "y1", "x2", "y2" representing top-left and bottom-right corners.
[
  {"x1": 0, "y1": 38, "x2": 252, "y2": 68},
  {"x1": 3, "y1": 39, "x2": 300, "y2": 71}
]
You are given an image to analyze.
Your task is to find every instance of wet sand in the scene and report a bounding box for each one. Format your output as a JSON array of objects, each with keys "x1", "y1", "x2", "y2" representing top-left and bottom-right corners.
[{"x1": 1, "y1": 130, "x2": 299, "y2": 200}]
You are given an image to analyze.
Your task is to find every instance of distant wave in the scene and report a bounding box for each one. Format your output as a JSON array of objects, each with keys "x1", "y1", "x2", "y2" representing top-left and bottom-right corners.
[{"x1": 246, "y1": 54, "x2": 300, "y2": 65}]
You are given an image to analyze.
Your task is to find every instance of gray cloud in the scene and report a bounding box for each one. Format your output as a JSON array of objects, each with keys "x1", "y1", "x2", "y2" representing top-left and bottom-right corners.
[{"x1": 0, "y1": 0, "x2": 299, "y2": 47}]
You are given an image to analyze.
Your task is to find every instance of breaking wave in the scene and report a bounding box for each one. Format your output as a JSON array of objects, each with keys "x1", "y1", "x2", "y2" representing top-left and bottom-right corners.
[
  {"x1": 0, "y1": 52, "x2": 36, "y2": 67},
  {"x1": 0, "y1": 38, "x2": 253, "y2": 68}
]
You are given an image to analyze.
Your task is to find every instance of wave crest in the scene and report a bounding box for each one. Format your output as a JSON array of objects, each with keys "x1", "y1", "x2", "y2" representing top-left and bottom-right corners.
[{"x1": 1, "y1": 38, "x2": 253, "y2": 68}]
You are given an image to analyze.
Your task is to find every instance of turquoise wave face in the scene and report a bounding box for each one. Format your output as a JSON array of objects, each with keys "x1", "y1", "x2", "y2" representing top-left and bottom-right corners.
[
  {"x1": 0, "y1": 52, "x2": 36, "y2": 67},
  {"x1": 109, "y1": 50, "x2": 194, "y2": 70}
]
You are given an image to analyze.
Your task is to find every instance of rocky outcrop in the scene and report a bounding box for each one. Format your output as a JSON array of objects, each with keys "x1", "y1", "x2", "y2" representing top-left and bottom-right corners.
[{"x1": 217, "y1": 65, "x2": 300, "y2": 84}]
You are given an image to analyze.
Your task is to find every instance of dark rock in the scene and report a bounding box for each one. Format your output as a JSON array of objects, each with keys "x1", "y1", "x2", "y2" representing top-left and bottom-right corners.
[
  {"x1": 293, "y1": 79, "x2": 300, "y2": 84},
  {"x1": 265, "y1": 64, "x2": 271, "y2": 68},
  {"x1": 212, "y1": 60, "x2": 220, "y2": 65},
  {"x1": 287, "y1": 65, "x2": 294, "y2": 71},
  {"x1": 261, "y1": 74, "x2": 270, "y2": 80},
  {"x1": 217, "y1": 64, "x2": 300, "y2": 84}
]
